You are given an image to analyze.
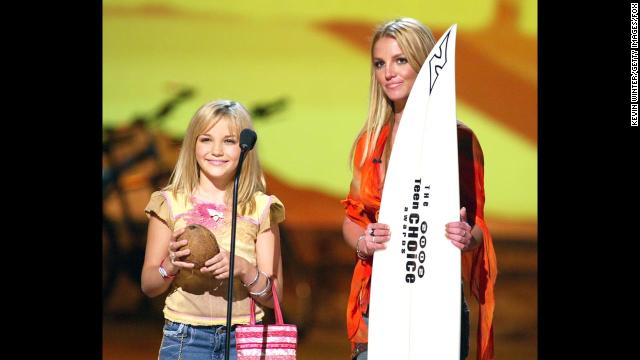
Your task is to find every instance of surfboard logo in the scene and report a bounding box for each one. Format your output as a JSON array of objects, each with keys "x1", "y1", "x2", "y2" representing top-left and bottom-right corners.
[
  {"x1": 428, "y1": 30, "x2": 451, "y2": 94},
  {"x1": 401, "y1": 179, "x2": 430, "y2": 283}
]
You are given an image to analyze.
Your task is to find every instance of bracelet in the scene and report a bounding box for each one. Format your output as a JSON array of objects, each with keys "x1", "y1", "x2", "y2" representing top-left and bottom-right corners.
[
  {"x1": 356, "y1": 234, "x2": 369, "y2": 260},
  {"x1": 158, "y1": 257, "x2": 177, "y2": 279},
  {"x1": 249, "y1": 272, "x2": 272, "y2": 297},
  {"x1": 159, "y1": 265, "x2": 176, "y2": 279},
  {"x1": 242, "y1": 266, "x2": 260, "y2": 288}
]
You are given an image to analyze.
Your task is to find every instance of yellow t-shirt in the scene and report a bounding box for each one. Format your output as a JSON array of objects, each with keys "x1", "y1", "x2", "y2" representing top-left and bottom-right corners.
[{"x1": 145, "y1": 190, "x2": 285, "y2": 326}]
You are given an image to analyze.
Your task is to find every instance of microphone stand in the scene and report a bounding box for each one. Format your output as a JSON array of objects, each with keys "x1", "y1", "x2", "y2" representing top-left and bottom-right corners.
[{"x1": 224, "y1": 146, "x2": 250, "y2": 360}]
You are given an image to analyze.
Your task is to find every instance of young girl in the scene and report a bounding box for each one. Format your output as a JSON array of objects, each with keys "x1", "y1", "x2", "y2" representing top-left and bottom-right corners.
[
  {"x1": 141, "y1": 99, "x2": 284, "y2": 360},
  {"x1": 341, "y1": 18, "x2": 497, "y2": 359}
]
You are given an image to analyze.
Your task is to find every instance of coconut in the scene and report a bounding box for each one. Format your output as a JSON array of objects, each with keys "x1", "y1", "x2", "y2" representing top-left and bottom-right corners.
[{"x1": 177, "y1": 224, "x2": 220, "y2": 269}]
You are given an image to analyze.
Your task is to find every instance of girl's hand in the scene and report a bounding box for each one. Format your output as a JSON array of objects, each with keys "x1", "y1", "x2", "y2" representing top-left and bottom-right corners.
[
  {"x1": 445, "y1": 207, "x2": 474, "y2": 251},
  {"x1": 200, "y1": 249, "x2": 245, "y2": 279},
  {"x1": 167, "y1": 227, "x2": 196, "y2": 273},
  {"x1": 359, "y1": 222, "x2": 391, "y2": 256}
]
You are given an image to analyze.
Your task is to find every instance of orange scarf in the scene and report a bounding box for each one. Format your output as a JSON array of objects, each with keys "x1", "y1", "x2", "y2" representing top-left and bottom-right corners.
[{"x1": 341, "y1": 123, "x2": 497, "y2": 359}]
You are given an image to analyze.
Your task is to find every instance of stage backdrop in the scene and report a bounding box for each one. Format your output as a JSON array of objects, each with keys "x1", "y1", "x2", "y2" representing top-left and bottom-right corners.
[{"x1": 103, "y1": 0, "x2": 537, "y2": 237}]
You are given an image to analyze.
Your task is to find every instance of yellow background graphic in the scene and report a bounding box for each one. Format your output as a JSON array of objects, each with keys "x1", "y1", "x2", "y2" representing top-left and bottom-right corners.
[{"x1": 104, "y1": 0, "x2": 537, "y2": 235}]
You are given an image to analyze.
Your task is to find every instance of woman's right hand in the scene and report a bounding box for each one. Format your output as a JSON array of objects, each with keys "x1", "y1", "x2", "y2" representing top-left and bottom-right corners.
[
  {"x1": 359, "y1": 222, "x2": 391, "y2": 256},
  {"x1": 166, "y1": 227, "x2": 195, "y2": 273}
]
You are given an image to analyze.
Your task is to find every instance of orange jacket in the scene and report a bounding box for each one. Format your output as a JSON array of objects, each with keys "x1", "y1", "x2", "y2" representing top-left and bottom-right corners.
[{"x1": 342, "y1": 122, "x2": 497, "y2": 360}]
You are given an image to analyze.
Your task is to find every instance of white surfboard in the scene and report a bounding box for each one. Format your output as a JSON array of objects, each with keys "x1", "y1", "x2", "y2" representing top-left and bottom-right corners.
[{"x1": 368, "y1": 24, "x2": 461, "y2": 359}]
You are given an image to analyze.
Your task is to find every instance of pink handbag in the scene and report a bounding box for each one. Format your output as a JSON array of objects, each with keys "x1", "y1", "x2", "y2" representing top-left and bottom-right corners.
[{"x1": 235, "y1": 278, "x2": 297, "y2": 359}]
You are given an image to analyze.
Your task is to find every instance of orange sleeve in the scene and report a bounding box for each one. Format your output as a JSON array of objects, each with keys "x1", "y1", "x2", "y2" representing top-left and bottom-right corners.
[
  {"x1": 342, "y1": 124, "x2": 390, "y2": 351},
  {"x1": 341, "y1": 133, "x2": 369, "y2": 228},
  {"x1": 461, "y1": 133, "x2": 498, "y2": 360}
]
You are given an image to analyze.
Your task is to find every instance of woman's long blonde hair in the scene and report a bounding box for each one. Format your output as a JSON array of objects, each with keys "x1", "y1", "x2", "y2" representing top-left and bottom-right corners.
[
  {"x1": 350, "y1": 17, "x2": 436, "y2": 169},
  {"x1": 165, "y1": 99, "x2": 265, "y2": 215}
]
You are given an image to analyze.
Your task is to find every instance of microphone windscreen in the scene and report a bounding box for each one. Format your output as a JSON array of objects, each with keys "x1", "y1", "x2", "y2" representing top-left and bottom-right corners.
[{"x1": 239, "y1": 128, "x2": 257, "y2": 150}]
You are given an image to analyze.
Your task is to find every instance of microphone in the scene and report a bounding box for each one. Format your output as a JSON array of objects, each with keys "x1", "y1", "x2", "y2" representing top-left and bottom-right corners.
[
  {"x1": 239, "y1": 128, "x2": 257, "y2": 151},
  {"x1": 224, "y1": 127, "x2": 257, "y2": 360}
]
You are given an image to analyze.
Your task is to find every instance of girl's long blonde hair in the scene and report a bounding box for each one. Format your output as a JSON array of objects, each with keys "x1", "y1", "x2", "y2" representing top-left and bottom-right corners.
[
  {"x1": 165, "y1": 99, "x2": 265, "y2": 215},
  {"x1": 350, "y1": 18, "x2": 436, "y2": 169}
]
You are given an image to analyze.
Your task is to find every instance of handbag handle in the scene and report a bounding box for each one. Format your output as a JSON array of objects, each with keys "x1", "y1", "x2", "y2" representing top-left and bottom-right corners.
[{"x1": 249, "y1": 276, "x2": 284, "y2": 325}]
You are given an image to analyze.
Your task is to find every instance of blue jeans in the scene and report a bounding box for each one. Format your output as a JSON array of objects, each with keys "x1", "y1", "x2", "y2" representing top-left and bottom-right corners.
[
  {"x1": 158, "y1": 320, "x2": 237, "y2": 360},
  {"x1": 354, "y1": 287, "x2": 470, "y2": 360}
]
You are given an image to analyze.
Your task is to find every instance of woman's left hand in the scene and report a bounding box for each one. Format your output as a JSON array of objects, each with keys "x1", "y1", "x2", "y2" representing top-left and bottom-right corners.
[
  {"x1": 200, "y1": 249, "x2": 244, "y2": 279},
  {"x1": 445, "y1": 207, "x2": 474, "y2": 251}
]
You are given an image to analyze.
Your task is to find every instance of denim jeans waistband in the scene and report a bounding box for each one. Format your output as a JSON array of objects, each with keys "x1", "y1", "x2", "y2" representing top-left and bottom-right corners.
[{"x1": 164, "y1": 320, "x2": 238, "y2": 332}]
